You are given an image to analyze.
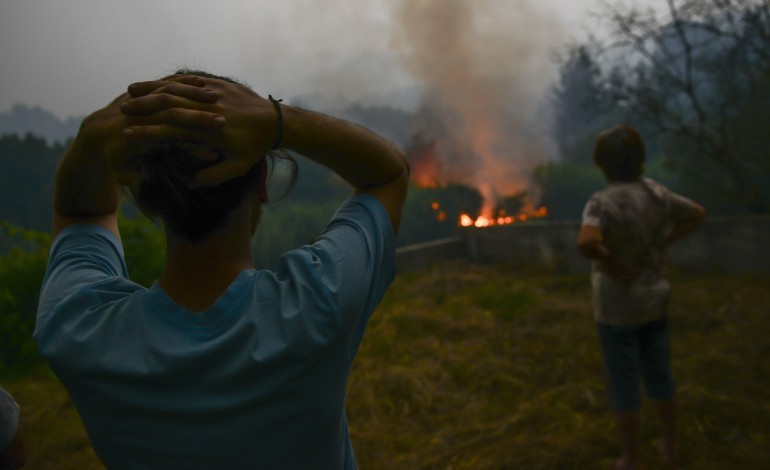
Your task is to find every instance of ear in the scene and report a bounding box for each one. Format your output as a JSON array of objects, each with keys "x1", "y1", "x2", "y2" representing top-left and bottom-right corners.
[{"x1": 256, "y1": 157, "x2": 269, "y2": 203}]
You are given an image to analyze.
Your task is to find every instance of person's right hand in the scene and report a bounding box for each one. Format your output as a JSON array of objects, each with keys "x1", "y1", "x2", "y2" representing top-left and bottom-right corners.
[
  {"x1": 600, "y1": 258, "x2": 642, "y2": 285},
  {"x1": 121, "y1": 74, "x2": 280, "y2": 187}
]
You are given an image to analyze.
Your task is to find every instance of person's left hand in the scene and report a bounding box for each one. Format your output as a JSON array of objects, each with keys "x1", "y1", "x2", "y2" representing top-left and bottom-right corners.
[
  {"x1": 107, "y1": 76, "x2": 226, "y2": 186},
  {"x1": 121, "y1": 74, "x2": 279, "y2": 187}
]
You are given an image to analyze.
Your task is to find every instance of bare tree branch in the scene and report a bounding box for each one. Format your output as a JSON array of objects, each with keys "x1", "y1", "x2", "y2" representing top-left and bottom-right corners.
[{"x1": 588, "y1": 0, "x2": 770, "y2": 211}]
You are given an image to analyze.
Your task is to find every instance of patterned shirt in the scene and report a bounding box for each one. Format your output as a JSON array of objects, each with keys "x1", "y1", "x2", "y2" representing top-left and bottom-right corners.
[{"x1": 582, "y1": 178, "x2": 701, "y2": 325}]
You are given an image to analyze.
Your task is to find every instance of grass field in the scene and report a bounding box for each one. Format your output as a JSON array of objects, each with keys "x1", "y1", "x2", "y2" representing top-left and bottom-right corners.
[{"x1": 4, "y1": 262, "x2": 769, "y2": 469}]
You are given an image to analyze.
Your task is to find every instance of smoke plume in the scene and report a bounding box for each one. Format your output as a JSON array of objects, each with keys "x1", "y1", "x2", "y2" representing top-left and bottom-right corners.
[{"x1": 389, "y1": 0, "x2": 565, "y2": 213}]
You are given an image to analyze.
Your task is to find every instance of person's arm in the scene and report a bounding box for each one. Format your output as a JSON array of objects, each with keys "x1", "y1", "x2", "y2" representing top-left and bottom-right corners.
[
  {"x1": 53, "y1": 77, "x2": 225, "y2": 238},
  {"x1": 577, "y1": 225, "x2": 641, "y2": 284},
  {"x1": 53, "y1": 100, "x2": 125, "y2": 238},
  {"x1": 279, "y1": 105, "x2": 410, "y2": 233},
  {"x1": 663, "y1": 198, "x2": 706, "y2": 246},
  {"x1": 576, "y1": 225, "x2": 611, "y2": 261},
  {"x1": 122, "y1": 77, "x2": 410, "y2": 233}
]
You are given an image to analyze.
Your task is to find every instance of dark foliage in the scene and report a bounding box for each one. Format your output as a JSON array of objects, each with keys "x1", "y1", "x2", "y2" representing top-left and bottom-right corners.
[{"x1": 0, "y1": 134, "x2": 65, "y2": 231}]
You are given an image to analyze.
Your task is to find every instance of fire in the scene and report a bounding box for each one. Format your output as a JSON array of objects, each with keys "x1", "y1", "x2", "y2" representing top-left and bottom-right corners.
[
  {"x1": 459, "y1": 206, "x2": 548, "y2": 227},
  {"x1": 459, "y1": 214, "x2": 474, "y2": 226}
]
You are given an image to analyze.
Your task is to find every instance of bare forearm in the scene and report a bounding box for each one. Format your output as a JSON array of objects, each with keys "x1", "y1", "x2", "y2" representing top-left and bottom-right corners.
[
  {"x1": 281, "y1": 105, "x2": 408, "y2": 190},
  {"x1": 54, "y1": 136, "x2": 121, "y2": 218}
]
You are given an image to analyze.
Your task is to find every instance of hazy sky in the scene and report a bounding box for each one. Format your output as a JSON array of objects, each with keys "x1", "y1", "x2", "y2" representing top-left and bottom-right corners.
[{"x1": 0, "y1": 0, "x2": 641, "y2": 119}]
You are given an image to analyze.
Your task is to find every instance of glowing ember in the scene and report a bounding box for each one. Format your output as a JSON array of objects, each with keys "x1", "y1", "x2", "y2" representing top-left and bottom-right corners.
[{"x1": 429, "y1": 201, "x2": 448, "y2": 222}]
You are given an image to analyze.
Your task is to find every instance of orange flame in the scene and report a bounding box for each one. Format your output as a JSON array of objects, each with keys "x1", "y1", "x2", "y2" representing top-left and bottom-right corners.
[{"x1": 458, "y1": 206, "x2": 548, "y2": 228}]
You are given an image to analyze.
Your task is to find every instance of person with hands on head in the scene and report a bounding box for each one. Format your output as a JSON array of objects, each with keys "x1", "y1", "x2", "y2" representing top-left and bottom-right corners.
[
  {"x1": 35, "y1": 70, "x2": 409, "y2": 469},
  {"x1": 577, "y1": 125, "x2": 705, "y2": 470}
]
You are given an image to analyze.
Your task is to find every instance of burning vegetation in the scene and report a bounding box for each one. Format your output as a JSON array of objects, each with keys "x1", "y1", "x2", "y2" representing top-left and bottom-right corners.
[
  {"x1": 388, "y1": 0, "x2": 562, "y2": 233},
  {"x1": 427, "y1": 193, "x2": 548, "y2": 228},
  {"x1": 406, "y1": 135, "x2": 549, "y2": 231},
  {"x1": 457, "y1": 205, "x2": 548, "y2": 228}
]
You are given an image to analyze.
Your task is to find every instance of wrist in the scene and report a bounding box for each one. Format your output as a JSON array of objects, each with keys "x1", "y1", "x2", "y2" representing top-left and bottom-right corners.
[
  {"x1": 276, "y1": 103, "x2": 304, "y2": 153},
  {"x1": 267, "y1": 95, "x2": 283, "y2": 150}
]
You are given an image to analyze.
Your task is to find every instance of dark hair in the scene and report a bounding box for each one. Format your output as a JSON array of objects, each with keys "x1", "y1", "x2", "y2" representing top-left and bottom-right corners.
[
  {"x1": 593, "y1": 124, "x2": 645, "y2": 182},
  {"x1": 134, "y1": 143, "x2": 262, "y2": 243},
  {"x1": 133, "y1": 69, "x2": 296, "y2": 243}
]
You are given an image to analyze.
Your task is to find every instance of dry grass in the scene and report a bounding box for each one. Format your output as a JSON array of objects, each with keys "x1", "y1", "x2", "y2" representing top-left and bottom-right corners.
[
  {"x1": 3, "y1": 367, "x2": 100, "y2": 469},
  {"x1": 347, "y1": 262, "x2": 770, "y2": 469},
  {"x1": 5, "y1": 262, "x2": 769, "y2": 469}
]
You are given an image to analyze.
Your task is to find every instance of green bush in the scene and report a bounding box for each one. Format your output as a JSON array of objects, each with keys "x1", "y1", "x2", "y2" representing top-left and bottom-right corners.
[
  {"x1": 0, "y1": 223, "x2": 51, "y2": 376},
  {"x1": 253, "y1": 201, "x2": 341, "y2": 269},
  {"x1": 0, "y1": 214, "x2": 166, "y2": 376},
  {"x1": 118, "y1": 212, "x2": 166, "y2": 288}
]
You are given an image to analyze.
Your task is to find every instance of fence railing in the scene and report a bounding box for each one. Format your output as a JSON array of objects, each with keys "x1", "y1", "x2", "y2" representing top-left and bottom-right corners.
[{"x1": 396, "y1": 216, "x2": 770, "y2": 274}]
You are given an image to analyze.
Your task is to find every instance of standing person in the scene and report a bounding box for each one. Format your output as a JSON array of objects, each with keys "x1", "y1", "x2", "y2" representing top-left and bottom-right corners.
[
  {"x1": 34, "y1": 70, "x2": 409, "y2": 469},
  {"x1": 576, "y1": 125, "x2": 705, "y2": 470},
  {"x1": 0, "y1": 386, "x2": 25, "y2": 469}
]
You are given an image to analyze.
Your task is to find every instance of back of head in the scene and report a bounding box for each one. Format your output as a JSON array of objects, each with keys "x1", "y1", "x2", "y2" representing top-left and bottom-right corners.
[
  {"x1": 593, "y1": 124, "x2": 645, "y2": 182},
  {"x1": 132, "y1": 69, "x2": 260, "y2": 243},
  {"x1": 131, "y1": 69, "x2": 297, "y2": 243},
  {"x1": 133, "y1": 142, "x2": 261, "y2": 243}
]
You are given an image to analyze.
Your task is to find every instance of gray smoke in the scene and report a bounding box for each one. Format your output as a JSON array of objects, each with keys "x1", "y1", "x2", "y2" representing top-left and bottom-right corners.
[{"x1": 389, "y1": 0, "x2": 566, "y2": 211}]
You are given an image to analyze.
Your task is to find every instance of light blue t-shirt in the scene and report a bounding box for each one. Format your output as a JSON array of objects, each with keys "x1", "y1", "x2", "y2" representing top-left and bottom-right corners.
[{"x1": 34, "y1": 195, "x2": 395, "y2": 470}]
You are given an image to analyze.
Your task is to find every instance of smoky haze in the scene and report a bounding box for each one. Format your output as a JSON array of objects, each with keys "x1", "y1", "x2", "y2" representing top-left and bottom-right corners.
[
  {"x1": 2, "y1": 0, "x2": 587, "y2": 200},
  {"x1": 389, "y1": 0, "x2": 566, "y2": 211},
  {"x1": 0, "y1": 0, "x2": 604, "y2": 119}
]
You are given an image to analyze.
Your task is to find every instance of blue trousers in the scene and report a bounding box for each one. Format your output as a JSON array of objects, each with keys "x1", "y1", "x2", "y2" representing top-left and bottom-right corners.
[{"x1": 596, "y1": 316, "x2": 676, "y2": 411}]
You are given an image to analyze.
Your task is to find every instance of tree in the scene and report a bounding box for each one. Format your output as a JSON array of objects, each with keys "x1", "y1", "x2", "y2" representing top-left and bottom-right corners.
[
  {"x1": 0, "y1": 133, "x2": 64, "y2": 231},
  {"x1": 533, "y1": 161, "x2": 605, "y2": 220},
  {"x1": 596, "y1": 0, "x2": 770, "y2": 212},
  {"x1": 550, "y1": 45, "x2": 616, "y2": 165}
]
